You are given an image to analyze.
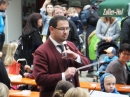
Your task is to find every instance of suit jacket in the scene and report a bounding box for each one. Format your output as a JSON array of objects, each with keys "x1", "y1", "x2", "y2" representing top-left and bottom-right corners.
[{"x1": 33, "y1": 38, "x2": 90, "y2": 97}]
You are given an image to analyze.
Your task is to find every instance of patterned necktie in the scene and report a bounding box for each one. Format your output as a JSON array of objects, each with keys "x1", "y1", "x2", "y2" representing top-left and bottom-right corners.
[{"x1": 57, "y1": 45, "x2": 64, "y2": 53}]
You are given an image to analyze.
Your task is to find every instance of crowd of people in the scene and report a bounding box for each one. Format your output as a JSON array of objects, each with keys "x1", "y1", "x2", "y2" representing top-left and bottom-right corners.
[{"x1": 0, "y1": 0, "x2": 130, "y2": 97}]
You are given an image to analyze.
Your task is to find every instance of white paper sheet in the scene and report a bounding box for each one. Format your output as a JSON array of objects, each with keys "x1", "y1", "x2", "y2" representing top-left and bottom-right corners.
[{"x1": 90, "y1": 90, "x2": 129, "y2": 97}]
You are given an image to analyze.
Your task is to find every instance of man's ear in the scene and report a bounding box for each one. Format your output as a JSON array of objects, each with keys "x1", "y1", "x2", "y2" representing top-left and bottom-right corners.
[{"x1": 49, "y1": 26, "x2": 54, "y2": 34}]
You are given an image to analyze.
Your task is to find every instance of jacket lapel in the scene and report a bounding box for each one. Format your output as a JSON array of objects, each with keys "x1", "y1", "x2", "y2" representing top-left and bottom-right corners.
[{"x1": 47, "y1": 39, "x2": 65, "y2": 72}]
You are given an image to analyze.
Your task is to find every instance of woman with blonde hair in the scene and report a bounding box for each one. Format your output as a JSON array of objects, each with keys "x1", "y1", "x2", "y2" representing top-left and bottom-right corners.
[
  {"x1": 4, "y1": 42, "x2": 20, "y2": 74},
  {"x1": 0, "y1": 82, "x2": 9, "y2": 97},
  {"x1": 64, "y1": 87, "x2": 90, "y2": 97},
  {"x1": 96, "y1": 17, "x2": 120, "y2": 44}
]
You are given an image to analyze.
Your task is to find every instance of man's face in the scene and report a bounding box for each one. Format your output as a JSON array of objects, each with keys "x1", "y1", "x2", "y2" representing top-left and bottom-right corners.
[
  {"x1": 53, "y1": 8, "x2": 64, "y2": 16},
  {"x1": 50, "y1": 20, "x2": 69, "y2": 44},
  {"x1": 62, "y1": 7, "x2": 67, "y2": 16},
  {"x1": 0, "y1": 3, "x2": 8, "y2": 11},
  {"x1": 75, "y1": 7, "x2": 81, "y2": 14}
]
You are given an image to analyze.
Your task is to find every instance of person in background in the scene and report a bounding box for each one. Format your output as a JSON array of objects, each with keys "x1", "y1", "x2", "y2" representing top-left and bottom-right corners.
[
  {"x1": 67, "y1": 7, "x2": 83, "y2": 35},
  {"x1": 33, "y1": 15, "x2": 90, "y2": 97},
  {"x1": 100, "y1": 73, "x2": 120, "y2": 94},
  {"x1": 46, "y1": 5, "x2": 80, "y2": 47},
  {"x1": 61, "y1": 4, "x2": 68, "y2": 17},
  {"x1": 96, "y1": 17, "x2": 120, "y2": 44},
  {"x1": 22, "y1": 13, "x2": 43, "y2": 67},
  {"x1": 0, "y1": 82, "x2": 9, "y2": 97},
  {"x1": 0, "y1": 57, "x2": 10, "y2": 89},
  {"x1": 53, "y1": 80, "x2": 74, "y2": 97},
  {"x1": 64, "y1": 87, "x2": 90, "y2": 97},
  {"x1": 83, "y1": 5, "x2": 91, "y2": 11},
  {"x1": 93, "y1": 47, "x2": 118, "y2": 82},
  {"x1": 23, "y1": 45, "x2": 40, "y2": 79},
  {"x1": 40, "y1": 0, "x2": 53, "y2": 42},
  {"x1": 106, "y1": 43, "x2": 130, "y2": 84},
  {"x1": 71, "y1": 1, "x2": 98, "y2": 76},
  {"x1": 0, "y1": 0, "x2": 8, "y2": 58},
  {"x1": 120, "y1": 16, "x2": 130, "y2": 46},
  {"x1": 4, "y1": 42, "x2": 21, "y2": 75}
]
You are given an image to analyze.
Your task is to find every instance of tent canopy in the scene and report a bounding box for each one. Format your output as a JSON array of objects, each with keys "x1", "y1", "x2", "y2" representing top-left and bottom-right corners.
[{"x1": 98, "y1": 0, "x2": 130, "y2": 17}]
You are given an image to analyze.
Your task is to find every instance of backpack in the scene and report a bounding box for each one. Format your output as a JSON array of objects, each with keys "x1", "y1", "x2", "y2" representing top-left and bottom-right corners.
[
  {"x1": 120, "y1": 16, "x2": 129, "y2": 30},
  {"x1": 14, "y1": 33, "x2": 32, "y2": 61},
  {"x1": 14, "y1": 36, "x2": 24, "y2": 61},
  {"x1": 14, "y1": 34, "x2": 33, "y2": 76},
  {"x1": 87, "y1": 6, "x2": 99, "y2": 26}
]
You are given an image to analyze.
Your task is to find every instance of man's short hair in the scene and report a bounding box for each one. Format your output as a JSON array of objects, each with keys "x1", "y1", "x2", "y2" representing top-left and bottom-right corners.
[
  {"x1": 61, "y1": 4, "x2": 68, "y2": 10},
  {"x1": 52, "y1": 5, "x2": 63, "y2": 15},
  {"x1": 0, "y1": 0, "x2": 8, "y2": 5},
  {"x1": 49, "y1": 15, "x2": 68, "y2": 28}
]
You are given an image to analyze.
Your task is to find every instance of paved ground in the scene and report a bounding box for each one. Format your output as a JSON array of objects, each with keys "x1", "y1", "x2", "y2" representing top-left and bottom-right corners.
[{"x1": 78, "y1": 71, "x2": 94, "y2": 82}]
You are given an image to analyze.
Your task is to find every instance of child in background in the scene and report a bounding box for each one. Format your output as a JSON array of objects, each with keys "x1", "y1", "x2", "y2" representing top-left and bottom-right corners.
[
  {"x1": 67, "y1": 7, "x2": 83, "y2": 35},
  {"x1": 64, "y1": 87, "x2": 90, "y2": 97},
  {"x1": 0, "y1": 82, "x2": 9, "y2": 97},
  {"x1": 93, "y1": 47, "x2": 118, "y2": 82},
  {"x1": 4, "y1": 42, "x2": 20, "y2": 75},
  {"x1": 100, "y1": 73, "x2": 120, "y2": 94}
]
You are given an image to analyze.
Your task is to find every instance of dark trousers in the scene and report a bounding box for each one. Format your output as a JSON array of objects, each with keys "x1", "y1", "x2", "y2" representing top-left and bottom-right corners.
[{"x1": 0, "y1": 33, "x2": 5, "y2": 51}]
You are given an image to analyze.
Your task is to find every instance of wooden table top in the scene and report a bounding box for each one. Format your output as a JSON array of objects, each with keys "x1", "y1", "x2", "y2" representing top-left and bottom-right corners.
[
  {"x1": 9, "y1": 90, "x2": 39, "y2": 97},
  {"x1": 9, "y1": 74, "x2": 37, "y2": 85},
  {"x1": 80, "y1": 82, "x2": 130, "y2": 93}
]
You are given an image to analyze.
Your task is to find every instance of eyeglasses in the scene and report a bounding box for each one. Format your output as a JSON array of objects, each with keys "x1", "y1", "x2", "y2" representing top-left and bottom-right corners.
[
  {"x1": 54, "y1": 27, "x2": 71, "y2": 32},
  {"x1": 122, "y1": 52, "x2": 130, "y2": 56}
]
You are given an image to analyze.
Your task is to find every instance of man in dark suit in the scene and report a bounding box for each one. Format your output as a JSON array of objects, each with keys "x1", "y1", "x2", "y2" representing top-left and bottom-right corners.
[{"x1": 33, "y1": 15, "x2": 90, "y2": 97}]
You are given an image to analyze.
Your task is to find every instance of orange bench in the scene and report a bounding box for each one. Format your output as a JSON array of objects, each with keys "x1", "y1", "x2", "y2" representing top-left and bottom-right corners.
[
  {"x1": 9, "y1": 74, "x2": 37, "y2": 85},
  {"x1": 80, "y1": 82, "x2": 130, "y2": 93},
  {"x1": 9, "y1": 90, "x2": 39, "y2": 97}
]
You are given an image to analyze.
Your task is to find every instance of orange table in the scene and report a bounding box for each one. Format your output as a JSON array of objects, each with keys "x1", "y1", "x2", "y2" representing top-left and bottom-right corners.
[
  {"x1": 9, "y1": 90, "x2": 39, "y2": 97},
  {"x1": 80, "y1": 82, "x2": 130, "y2": 93},
  {"x1": 9, "y1": 74, "x2": 37, "y2": 85}
]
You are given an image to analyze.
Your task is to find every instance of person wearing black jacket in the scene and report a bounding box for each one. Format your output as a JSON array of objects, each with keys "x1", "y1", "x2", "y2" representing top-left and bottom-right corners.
[
  {"x1": 0, "y1": 1, "x2": 8, "y2": 56},
  {"x1": 120, "y1": 16, "x2": 130, "y2": 46},
  {"x1": 0, "y1": 60, "x2": 10, "y2": 89},
  {"x1": 46, "y1": 5, "x2": 80, "y2": 47},
  {"x1": 22, "y1": 13, "x2": 43, "y2": 67}
]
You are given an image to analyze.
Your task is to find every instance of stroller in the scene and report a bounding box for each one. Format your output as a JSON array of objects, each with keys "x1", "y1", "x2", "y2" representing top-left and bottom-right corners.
[
  {"x1": 93, "y1": 41, "x2": 119, "y2": 82},
  {"x1": 96, "y1": 41, "x2": 119, "y2": 69}
]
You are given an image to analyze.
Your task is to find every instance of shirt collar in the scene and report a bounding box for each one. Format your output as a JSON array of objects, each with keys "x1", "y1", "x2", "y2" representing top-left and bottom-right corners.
[{"x1": 49, "y1": 36, "x2": 67, "y2": 47}]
